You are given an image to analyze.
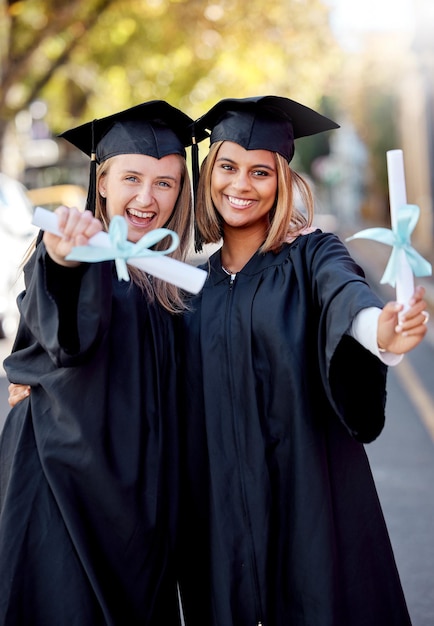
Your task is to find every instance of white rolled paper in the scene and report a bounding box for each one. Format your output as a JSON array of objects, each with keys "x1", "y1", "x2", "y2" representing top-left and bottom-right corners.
[
  {"x1": 386, "y1": 150, "x2": 414, "y2": 308},
  {"x1": 32, "y1": 207, "x2": 207, "y2": 295}
]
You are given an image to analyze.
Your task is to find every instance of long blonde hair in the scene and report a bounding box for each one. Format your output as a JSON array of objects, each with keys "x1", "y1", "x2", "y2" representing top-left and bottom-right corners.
[
  {"x1": 195, "y1": 141, "x2": 314, "y2": 253},
  {"x1": 96, "y1": 155, "x2": 193, "y2": 313}
]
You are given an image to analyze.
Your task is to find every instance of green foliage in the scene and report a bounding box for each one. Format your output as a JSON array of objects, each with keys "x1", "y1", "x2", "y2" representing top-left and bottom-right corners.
[{"x1": 1, "y1": 0, "x2": 341, "y2": 136}]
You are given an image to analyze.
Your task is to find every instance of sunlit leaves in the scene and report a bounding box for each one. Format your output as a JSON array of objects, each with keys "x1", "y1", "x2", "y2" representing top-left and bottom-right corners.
[{"x1": 1, "y1": 0, "x2": 341, "y2": 136}]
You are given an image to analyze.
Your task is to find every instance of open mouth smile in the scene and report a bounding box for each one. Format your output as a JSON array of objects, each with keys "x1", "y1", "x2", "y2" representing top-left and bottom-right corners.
[
  {"x1": 227, "y1": 195, "x2": 254, "y2": 208},
  {"x1": 126, "y1": 208, "x2": 156, "y2": 226}
]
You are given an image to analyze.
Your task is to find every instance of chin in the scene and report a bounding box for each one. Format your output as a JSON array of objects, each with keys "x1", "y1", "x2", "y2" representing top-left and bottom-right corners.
[{"x1": 127, "y1": 230, "x2": 145, "y2": 243}]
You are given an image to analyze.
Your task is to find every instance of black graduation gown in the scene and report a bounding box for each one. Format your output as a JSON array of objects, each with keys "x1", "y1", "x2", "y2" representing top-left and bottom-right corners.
[
  {"x1": 0, "y1": 244, "x2": 181, "y2": 626},
  {"x1": 177, "y1": 231, "x2": 412, "y2": 626}
]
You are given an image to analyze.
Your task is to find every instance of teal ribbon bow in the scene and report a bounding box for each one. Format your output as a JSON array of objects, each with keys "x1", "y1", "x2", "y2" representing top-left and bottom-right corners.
[
  {"x1": 66, "y1": 215, "x2": 179, "y2": 281},
  {"x1": 346, "y1": 203, "x2": 432, "y2": 287}
]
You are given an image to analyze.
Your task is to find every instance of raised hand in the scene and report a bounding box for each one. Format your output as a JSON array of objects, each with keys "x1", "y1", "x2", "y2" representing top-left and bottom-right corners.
[{"x1": 43, "y1": 206, "x2": 103, "y2": 267}]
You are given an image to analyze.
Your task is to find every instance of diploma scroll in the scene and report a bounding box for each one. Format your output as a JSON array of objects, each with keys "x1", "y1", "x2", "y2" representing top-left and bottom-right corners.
[
  {"x1": 346, "y1": 150, "x2": 431, "y2": 311},
  {"x1": 32, "y1": 207, "x2": 207, "y2": 295},
  {"x1": 386, "y1": 150, "x2": 414, "y2": 308}
]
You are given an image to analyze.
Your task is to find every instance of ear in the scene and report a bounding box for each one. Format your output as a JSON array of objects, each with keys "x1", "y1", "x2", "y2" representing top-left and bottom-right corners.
[{"x1": 98, "y1": 178, "x2": 107, "y2": 198}]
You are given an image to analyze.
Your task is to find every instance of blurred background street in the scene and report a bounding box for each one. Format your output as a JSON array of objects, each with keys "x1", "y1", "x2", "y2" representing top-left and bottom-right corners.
[{"x1": 1, "y1": 0, "x2": 434, "y2": 623}]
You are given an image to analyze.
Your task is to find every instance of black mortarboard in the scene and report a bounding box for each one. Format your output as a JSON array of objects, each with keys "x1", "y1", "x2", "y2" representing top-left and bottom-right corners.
[
  {"x1": 191, "y1": 95, "x2": 339, "y2": 251},
  {"x1": 59, "y1": 100, "x2": 197, "y2": 213},
  {"x1": 193, "y1": 95, "x2": 340, "y2": 163}
]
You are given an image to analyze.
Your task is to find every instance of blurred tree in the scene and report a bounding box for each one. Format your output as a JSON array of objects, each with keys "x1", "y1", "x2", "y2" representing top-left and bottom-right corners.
[
  {"x1": 0, "y1": 0, "x2": 116, "y2": 144},
  {"x1": 332, "y1": 32, "x2": 415, "y2": 224},
  {"x1": 0, "y1": 0, "x2": 341, "y2": 168}
]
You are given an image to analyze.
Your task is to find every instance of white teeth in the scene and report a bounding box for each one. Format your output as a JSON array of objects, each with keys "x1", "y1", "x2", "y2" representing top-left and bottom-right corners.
[
  {"x1": 228, "y1": 196, "x2": 251, "y2": 207},
  {"x1": 128, "y1": 209, "x2": 154, "y2": 218}
]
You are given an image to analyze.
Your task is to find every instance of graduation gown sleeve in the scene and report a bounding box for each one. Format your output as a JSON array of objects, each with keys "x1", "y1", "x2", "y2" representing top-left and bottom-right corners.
[{"x1": 304, "y1": 232, "x2": 388, "y2": 442}]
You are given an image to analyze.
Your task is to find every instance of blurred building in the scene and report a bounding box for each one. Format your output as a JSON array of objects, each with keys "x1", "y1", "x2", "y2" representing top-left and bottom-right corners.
[{"x1": 399, "y1": 0, "x2": 434, "y2": 259}]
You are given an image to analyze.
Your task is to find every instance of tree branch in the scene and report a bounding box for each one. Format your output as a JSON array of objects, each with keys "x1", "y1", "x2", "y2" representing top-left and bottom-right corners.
[{"x1": 1, "y1": 0, "x2": 115, "y2": 105}]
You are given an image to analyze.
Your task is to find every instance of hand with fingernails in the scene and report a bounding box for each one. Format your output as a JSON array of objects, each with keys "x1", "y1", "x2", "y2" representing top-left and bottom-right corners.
[{"x1": 377, "y1": 286, "x2": 429, "y2": 354}]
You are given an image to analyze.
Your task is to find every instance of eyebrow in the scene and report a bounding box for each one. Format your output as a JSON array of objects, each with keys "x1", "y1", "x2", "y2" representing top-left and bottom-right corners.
[
  {"x1": 121, "y1": 169, "x2": 179, "y2": 181},
  {"x1": 215, "y1": 157, "x2": 275, "y2": 171}
]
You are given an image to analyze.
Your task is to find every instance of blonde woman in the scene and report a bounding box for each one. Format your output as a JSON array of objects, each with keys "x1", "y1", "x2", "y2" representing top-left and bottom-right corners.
[{"x1": 0, "y1": 101, "x2": 194, "y2": 626}]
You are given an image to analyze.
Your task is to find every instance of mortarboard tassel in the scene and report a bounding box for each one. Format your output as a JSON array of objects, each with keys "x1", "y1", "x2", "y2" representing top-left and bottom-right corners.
[
  {"x1": 191, "y1": 130, "x2": 203, "y2": 253},
  {"x1": 85, "y1": 120, "x2": 97, "y2": 214}
]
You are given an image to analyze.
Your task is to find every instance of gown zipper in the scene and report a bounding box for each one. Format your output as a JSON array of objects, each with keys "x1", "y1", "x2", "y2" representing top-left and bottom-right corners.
[{"x1": 224, "y1": 272, "x2": 264, "y2": 626}]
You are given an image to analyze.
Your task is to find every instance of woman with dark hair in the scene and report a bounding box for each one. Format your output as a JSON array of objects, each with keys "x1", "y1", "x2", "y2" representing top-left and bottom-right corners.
[{"x1": 177, "y1": 96, "x2": 428, "y2": 626}]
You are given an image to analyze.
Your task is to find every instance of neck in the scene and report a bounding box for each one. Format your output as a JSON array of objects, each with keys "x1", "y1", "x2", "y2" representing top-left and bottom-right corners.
[{"x1": 221, "y1": 225, "x2": 266, "y2": 273}]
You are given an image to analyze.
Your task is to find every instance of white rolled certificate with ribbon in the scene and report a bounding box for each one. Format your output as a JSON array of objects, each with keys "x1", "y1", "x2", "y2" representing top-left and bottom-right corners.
[
  {"x1": 346, "y1": 150, "x2": 432, "y2": 310},
  {"x1": 32, "y1": 207, "x2": 207, "y2": 295},
  {"x1": 386, "y1": 150, "x2": 415, "y2": 307}
]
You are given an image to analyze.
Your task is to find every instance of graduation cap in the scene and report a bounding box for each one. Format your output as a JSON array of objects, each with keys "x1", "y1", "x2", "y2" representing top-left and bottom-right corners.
[
  {"x1": 59, "y1": 100, "x2": 198, "y2": 213},
  {"x1": 191, "y1": 95, "x2": 339, "y2": 251},
  {"x1": 193, "y1": 95, "x2": 340, "y2": 163}
]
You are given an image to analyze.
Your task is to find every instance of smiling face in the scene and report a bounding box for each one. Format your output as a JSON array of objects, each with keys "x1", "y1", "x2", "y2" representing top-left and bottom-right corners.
[
  {"x1": 210, "y1": 141, "x2": 278, "y2": 234},
  {"x1": 98, "y1": 153, "x2": 182, "y2": 242}
]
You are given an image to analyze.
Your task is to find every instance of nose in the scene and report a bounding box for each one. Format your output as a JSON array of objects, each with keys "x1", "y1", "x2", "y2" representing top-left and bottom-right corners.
[
  {"x1": 232, "y1": 169, "x2": 251, "y2": 191},
  {"x1": 135, "y1": 184, "x2": 153, "y2": 207}
]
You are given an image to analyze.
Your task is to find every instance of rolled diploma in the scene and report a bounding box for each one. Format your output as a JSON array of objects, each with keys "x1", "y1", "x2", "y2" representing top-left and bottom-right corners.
[
  {"x1": 32, "y1": 207, "x2": 207, "y2": 295},
  {"x1": 386, "y1": 150, "x2": 414, "y2": 308}
]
